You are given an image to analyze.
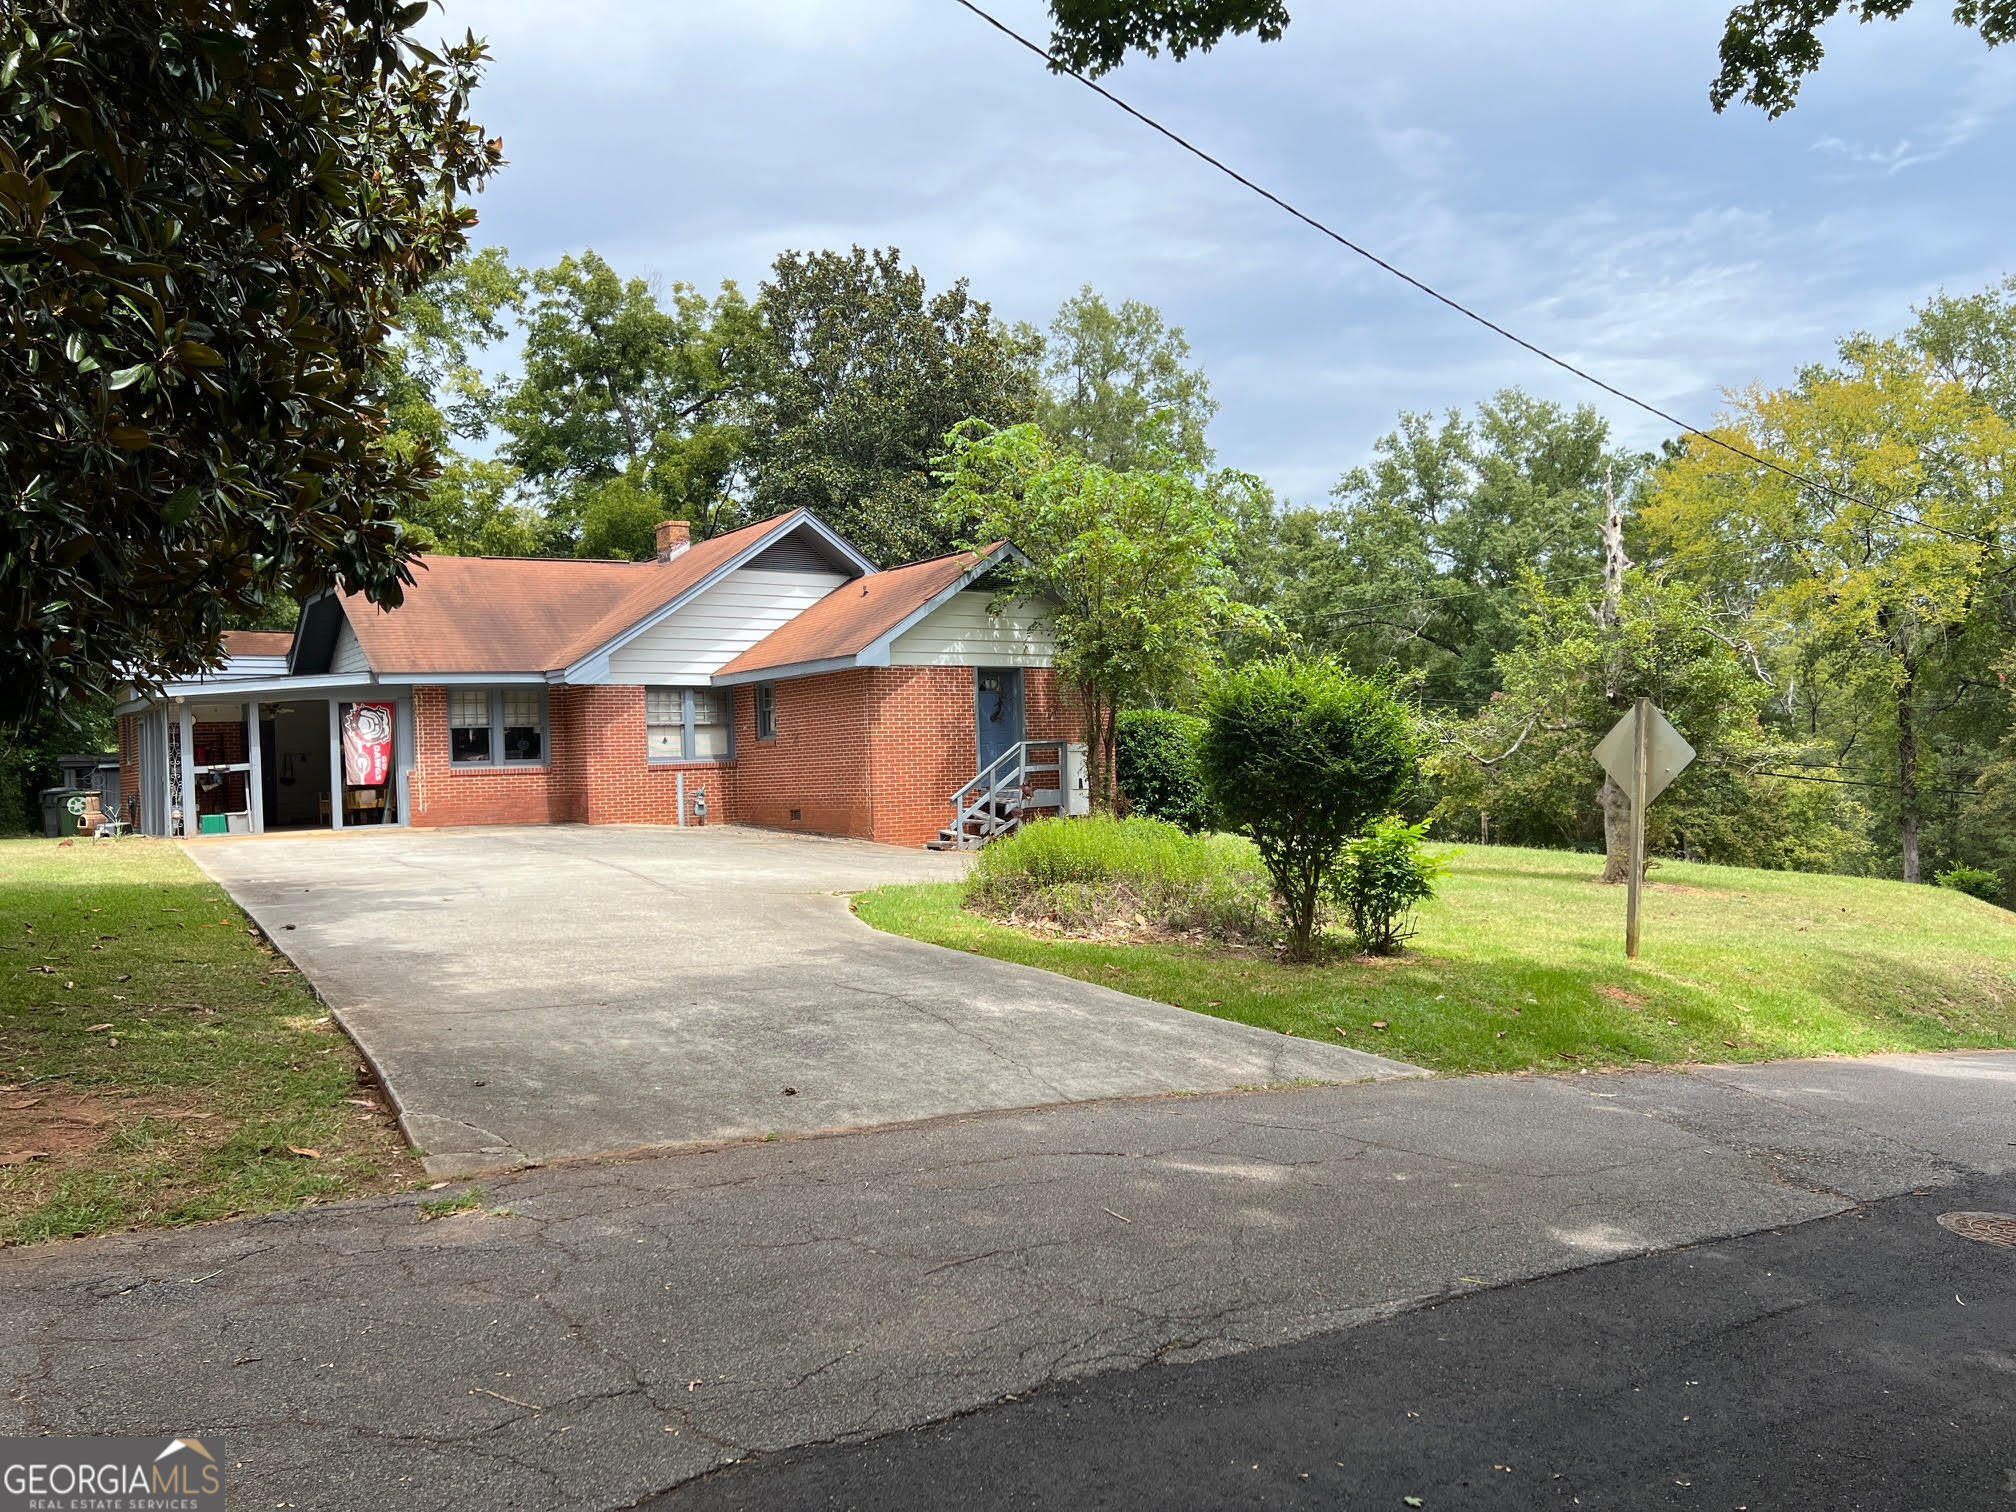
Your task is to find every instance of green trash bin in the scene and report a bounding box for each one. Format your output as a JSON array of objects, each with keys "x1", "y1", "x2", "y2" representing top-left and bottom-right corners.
[
  {"x1": 198, "y1": 814, "x2": 229, "y2": 835},
  {"x1": 40, "y1": 788, "x2": 91, "y2": 838}
]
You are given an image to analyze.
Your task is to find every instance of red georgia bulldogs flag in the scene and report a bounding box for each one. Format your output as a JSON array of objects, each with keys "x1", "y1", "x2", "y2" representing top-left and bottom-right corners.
[{"x1": 341, "y1": 702, "x2": 395, "y2": 786}]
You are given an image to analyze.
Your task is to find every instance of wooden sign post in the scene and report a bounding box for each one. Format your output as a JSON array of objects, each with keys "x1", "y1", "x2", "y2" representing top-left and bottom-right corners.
[{"x1": 1595, "y1": 699, "x2": 1696, "y2": 960}]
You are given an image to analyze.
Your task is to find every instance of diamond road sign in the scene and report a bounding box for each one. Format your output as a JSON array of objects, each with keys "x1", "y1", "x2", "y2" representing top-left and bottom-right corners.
[{"x1": 1594, "y1": 703, "x2": 1696, "y2": 804}]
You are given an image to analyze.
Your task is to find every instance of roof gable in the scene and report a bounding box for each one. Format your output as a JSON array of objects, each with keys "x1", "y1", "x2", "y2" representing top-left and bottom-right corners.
[{"x1": 713, "y1": 544, "x2": 1021, "y2": 684}]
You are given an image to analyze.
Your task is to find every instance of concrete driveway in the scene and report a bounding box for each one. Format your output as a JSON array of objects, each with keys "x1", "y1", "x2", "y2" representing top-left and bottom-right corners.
[{"x1": 189, "y1": 826, "x2": 1418, "y2": 1172}]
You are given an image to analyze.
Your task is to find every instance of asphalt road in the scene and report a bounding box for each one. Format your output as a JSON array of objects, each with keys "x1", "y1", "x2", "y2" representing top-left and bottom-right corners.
[
  {"x1": 659, "y1": 1174, "x2": 2016, "y2": 1512},
  {"x1": 5, "y1": 1054, "x2": 2010, "y2": 1510}
]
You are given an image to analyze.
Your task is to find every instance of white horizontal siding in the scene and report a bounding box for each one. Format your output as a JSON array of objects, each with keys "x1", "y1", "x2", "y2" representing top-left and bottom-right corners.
[
  {"x1": 331, "y1": 617, "x2": 370, "y2": 675},
  {"x1": 888, "y1": 591, "x2": 1055, "y2": 667},
  {"x1": 214, "y1": 656, "x2": 290, "y2": 680},
  {"x1": 608, "y1": 567, "x2": 850, "y2": 681}
]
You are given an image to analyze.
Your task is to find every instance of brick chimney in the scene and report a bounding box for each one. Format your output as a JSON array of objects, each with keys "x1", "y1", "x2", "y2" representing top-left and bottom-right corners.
[{"x1": 654, "y1": 519, "x2": 691, "y2": 561}]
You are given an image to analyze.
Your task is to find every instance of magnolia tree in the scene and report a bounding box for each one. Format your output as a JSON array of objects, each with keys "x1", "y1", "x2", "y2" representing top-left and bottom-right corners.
[
  {"x1": 0, "y1": 0, "x2": 502, "y2": 727},
  {"x1": 936, "y1": 421, "x2": 1260, "y2": 809}
]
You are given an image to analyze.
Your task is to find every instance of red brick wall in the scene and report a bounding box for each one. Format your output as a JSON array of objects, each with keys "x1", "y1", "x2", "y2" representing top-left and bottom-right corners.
[
  {"x1": 862, "y1": 668, "x2": 974, "y2": 849},
  {"x1": 118, "y1": 716, "x2": 139, "y2": 810},
  {"x1": 405, "y1": 668, "x2": 1073, "y2": 846},
  {"x1": 860, "y1": 666, "x2": 1076, "y2": 848},
  {"x1": 1024, "y1": 667, "x2": 1078, "y2": 746},
  {"x1": 408, "y1": 686, "x2": 562, "y2": 827},
  {"x1": 726, "y1": 670, "x2": 877, "y2": 838},
  {"x1": 555, "y1": 684, "x2": 727, "y2": 826},
  {"x1": 408, "y1": 684, "x2": 729, "y2": 829}
]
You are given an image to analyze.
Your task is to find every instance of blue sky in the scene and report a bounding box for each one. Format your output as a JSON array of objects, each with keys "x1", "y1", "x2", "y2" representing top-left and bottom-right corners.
[{"x1": 435, "y1": 0, "x2": 2016, "y2": 504}]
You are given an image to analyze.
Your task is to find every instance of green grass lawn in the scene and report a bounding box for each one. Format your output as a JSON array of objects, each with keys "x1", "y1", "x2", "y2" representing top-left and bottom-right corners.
[
  {"x1": 0, "y1": 836, "x2": 418, "y2": 1245},
  {"x1": 856, "y1": 844, "x2": 2016, "y2": 1075}
]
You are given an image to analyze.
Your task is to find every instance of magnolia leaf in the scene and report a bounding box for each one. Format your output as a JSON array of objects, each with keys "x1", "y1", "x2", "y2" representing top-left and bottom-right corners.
[{"x1": 161, "y1": 486, "x2": 200, "y2": 526}]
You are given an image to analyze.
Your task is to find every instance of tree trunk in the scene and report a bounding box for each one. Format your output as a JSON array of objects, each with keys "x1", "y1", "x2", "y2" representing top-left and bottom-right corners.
[
  {"x1": 1897, "y1": 665, "x2": 1921, "y2": 884},
  {"x1": 1599, "y1": 773, "x2": 1634, "y2": 883},
  {"x1": 1596, "y1": 467, "x2": 1629, "y2": 631},
  {"x1": 1079, "y1": 683, "x2": 1117, "y2": 813},
  {"x1": 1102, "y1": 696, "x2": 1119, "y2": 812}
]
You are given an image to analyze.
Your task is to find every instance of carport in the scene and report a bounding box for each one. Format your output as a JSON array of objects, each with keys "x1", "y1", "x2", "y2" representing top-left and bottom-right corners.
[{"x1": 121, "y1": 679, "x2": 415, "y2": 837}]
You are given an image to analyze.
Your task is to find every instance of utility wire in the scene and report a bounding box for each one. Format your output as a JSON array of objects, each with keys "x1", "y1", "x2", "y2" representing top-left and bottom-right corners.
[{"x1": 951, "y1": 0, "x2": 1986, "y2": 548}]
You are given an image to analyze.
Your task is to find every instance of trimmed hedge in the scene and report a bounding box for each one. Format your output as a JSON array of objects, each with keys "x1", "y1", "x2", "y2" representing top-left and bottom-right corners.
[
  {"x1": 1115, "y1": 708, "x2": 1211, "y2": 833},
  {"x1": 1200, "y1": 656, "x2": 1422, "y2": 956}
]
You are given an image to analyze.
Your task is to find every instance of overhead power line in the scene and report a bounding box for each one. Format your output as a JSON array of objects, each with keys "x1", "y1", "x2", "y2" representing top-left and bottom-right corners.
[{"x1": 951, "y1": 0, "x2": 1985, "y2": 548}]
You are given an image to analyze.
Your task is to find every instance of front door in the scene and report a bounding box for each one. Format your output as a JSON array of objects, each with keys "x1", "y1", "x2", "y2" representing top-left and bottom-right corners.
[{"x1": 975, "y1": 668, "x2": 1024, "y2": 771}]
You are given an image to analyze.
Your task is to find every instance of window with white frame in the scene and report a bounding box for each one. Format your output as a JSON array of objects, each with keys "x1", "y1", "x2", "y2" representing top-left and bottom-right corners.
[
  {"x1": 501, "y1": 690, "x2": 543, "y2": 762},
  {"x1": 448, "y1": 690, "x2": 492, "y2": 765},
  {"x1": 447, "y1": 688, "x2": 546, "y2": 767},
  {"x1": 693, "y1": 689, "x2": 730, "y2": 759},
  {"x1": 646, "y1": 687, "x2": 736, "y2": 763},
  {"x1": 645, "y1": 688, "x2": 682, "y2": 761}
]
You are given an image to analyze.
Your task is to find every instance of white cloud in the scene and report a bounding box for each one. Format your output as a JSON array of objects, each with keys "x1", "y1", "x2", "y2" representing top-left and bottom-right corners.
[{"x1": 438, "y1": 0, "x2": 2016, "y2": 497}]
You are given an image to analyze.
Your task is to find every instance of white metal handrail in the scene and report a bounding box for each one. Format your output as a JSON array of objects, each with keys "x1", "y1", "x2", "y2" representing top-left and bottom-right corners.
[{"x1": 945, "y1": 739, "x2": 1067, "y2": 849}]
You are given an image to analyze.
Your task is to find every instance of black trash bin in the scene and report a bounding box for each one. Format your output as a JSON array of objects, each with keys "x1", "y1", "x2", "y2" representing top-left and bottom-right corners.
[{"x1": 40, "y1": 787, "x2": 93, "y2": 838}]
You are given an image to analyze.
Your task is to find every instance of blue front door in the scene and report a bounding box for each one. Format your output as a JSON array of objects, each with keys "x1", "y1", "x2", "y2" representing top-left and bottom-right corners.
[{"x1": 975, "y1": 668, "x2": 1024, "y2": 771}]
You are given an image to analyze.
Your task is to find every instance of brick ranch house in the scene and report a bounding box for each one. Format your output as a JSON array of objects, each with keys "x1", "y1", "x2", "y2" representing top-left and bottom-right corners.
[{"x1": 114, "y1": 510, "x2": 1086, "y2": 849}]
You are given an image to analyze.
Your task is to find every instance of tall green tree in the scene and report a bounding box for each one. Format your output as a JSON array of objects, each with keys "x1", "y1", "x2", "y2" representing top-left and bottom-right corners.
[
  {"x1": 1251, "y1": 390, "x2": 1643, "y2": 712},
  {"x1": 938, "y1": 422, "x2": 1261, "y2": 807},
  {"x1": 1644, "y1": 341, "x2": 2016, "y2": 882},
  {"x1": 1431, "y1": 571, "x2": 1778, "y2": 879},
  {"x1": 745, "y1": 246, "x2": 1040, "y2": 566},
  {"x1": 379, "y1": 247, "x2": 549, "y2": 557},
  {"x1": 1710, "y1": 0, "x2": 2015, "y2": 114},
  {"x1": 494, "y1": 250, "x2": 754, "y2": 551},
  {"x1": 1910, "y1": 274, "x2": 2016, "y2": 424},
  {"x1": 381, "y1": 245, "x2": 523, "y2": 461},
  {"x1": 0, "y1": 0, "x2": 501, "y2": 728},
  {"x1": 1037, "y1": 286, "x2": 1216, "y2": 471},
  {"x1": 1045, "y1": 2, "x2": 1290, "y2": 72}
]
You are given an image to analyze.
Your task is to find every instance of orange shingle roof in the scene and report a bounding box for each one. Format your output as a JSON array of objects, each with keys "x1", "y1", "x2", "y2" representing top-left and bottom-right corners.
[
  {"x1": 222, "y1": 630, "x2": 295, "y2": 659},
  {"x1": 338, "y1": 514, "x2": 801, "y2": 674},
  {"x1": 717, "y1": 548, "x2": 995, "y2": 678}
]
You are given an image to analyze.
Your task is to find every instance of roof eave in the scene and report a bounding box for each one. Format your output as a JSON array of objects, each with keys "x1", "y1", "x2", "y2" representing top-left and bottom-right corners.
[{"x1": 711, "y1": 649, "x2": 884, "y2": 688}]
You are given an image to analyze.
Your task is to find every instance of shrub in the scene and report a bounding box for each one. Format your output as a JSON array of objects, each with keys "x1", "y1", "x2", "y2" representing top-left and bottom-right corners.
[
  {"x1": 966, "y1": 815, "x2": 1270, "y2": 940},
  {"x1": 1199, "y1": 657, "x2": 1422, "y2": 957},
  {"x1": 1115, "y1": 709, "x2": 1211, "y2": 832},
  {"x1": 1935, "y1": 865, "x2": 2004, "y2": 904},
  {"x1": 1329, "y1": 817, "x2": 1451, "y2": 954}
]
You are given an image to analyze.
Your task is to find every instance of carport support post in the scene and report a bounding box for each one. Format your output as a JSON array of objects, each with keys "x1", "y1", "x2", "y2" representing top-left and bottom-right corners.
[
  {"x1": 177, "y1": 706, "x2": 196, "y2": 839},
  {"x1": 245, "y1": 701, "x2": 264, "y2": 834},
  {"x1": 327, "y1": 699, "x2": 343, "y2": 831}
]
